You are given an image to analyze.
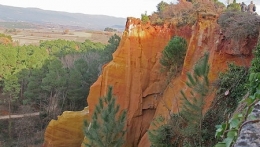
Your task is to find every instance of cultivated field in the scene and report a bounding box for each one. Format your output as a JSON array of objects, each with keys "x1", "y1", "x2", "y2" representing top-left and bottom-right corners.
[{"x1": 0, "y1": 27, "x2": 122, "y2": 45}]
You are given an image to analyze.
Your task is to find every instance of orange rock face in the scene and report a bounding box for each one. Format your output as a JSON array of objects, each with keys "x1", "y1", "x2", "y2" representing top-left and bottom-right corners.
[
  {"x1": 43, "y1": 108, "x2": 89, "y2": 147},
  {"x1": 88, "y1": 14, "x2": 255, "y2": 146},
  {"x1": 43, "y1": 13, "x2": 258, "y2": 147},
  {"x1": 87, "y1": 18, "x2": 176, "y2": 146}
]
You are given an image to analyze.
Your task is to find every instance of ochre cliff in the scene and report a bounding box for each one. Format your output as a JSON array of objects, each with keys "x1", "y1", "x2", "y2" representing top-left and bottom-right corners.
[
  {"x1": 43, "y1": 107, "x2": 89, "y2": 147},
  {"x1": 43, "y1": 13, "x2": 257, "y2": 147},
  {"x1": 87, "y1": 18, "x2": 180, "y2": 146},
  {"x1": 138, "y1": 12, "x2": 256, "y2": 146}
]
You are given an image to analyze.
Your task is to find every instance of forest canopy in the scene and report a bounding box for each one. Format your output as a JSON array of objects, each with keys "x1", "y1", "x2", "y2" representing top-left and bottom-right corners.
[{"x1": 0, "y1": 33, "x2": 121, "y2": 146}]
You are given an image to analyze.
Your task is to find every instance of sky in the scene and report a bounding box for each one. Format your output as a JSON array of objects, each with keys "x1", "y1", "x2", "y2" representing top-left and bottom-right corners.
[{"x1": 0, "y1": 0, "x2": 259, "y2": 18}]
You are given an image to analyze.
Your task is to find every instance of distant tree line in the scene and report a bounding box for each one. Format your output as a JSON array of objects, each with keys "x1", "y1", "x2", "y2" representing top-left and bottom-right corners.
[{"x1": 104, "y1": 27, "x2": 117, "y2": 32}]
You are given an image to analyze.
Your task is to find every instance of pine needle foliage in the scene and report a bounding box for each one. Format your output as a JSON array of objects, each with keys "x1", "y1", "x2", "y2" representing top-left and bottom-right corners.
[
  {"x1": 148, "y1": 114, "x2": 185, "y2": 147},
  {"x1": 148, "y1": 116, "x2": 174, "y2": 147},
  {"x1": 160, "y1": 36, "x2": 187, "y2": 71},
  {"x1": 149, "y1": 53, "x2": 210, "y2": 147},
  {"x1": 83, "y1": 86, "x2": 127, "y2": 147},
  {"x1": 179, "y1": 53, "x2": 210, "y2": 146}
]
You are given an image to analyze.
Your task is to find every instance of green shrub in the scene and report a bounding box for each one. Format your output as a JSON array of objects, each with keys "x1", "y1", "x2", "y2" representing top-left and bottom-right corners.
[
  {"x1": 160, "y1": 36, "x2": 187, "y2": 71},
  {"x1": 216, "y1": 63, "x2": 248, "y2": 110},
  {"x1": 141, "y1": 11, "x2": 149, "y2": 23},
  {"x1": 227, "y1": 3, "x2": 241, "y2": 11},
  {"x1": 157, "y1": 1, "x2": 169, "y2": 12},
  {"x1": 202, "y1": 63, "x2": 248, "y2": 146},
  {"x1": 248, "y1": 40, "x2": 260, "y2": 94},
  {"x1": 250, "y1": 40, "x2": 260, "y2": 73}
]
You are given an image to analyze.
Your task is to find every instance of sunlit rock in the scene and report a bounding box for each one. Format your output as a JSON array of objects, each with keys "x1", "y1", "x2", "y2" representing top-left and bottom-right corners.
[
  {"x1": 43, "y1": 107, "x2": 89, "y2": 147},
  {"x1": 43, "y1": 12, "x2": 258, "y2": 147}
]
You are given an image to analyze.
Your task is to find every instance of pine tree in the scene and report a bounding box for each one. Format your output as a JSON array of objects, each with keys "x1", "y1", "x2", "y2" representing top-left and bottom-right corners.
[
  {"x1": 148, "y1": 114, "x2": 185, "y2": 147},
  {"x1": 180, "y1": 53, "x2": 210, "y2": 146},
  {"x1": 83, "y1": 86, "x2": 127, "y2": 147},
  {"x1": 148, "y1": 116, "x2": 173, "y2": 147},
  {"x1": 149, "y1": 53, "x2": 210, "y2": 147},
  {"x1": 160, "y1": 36, "x2": 187, "y2": 70}
]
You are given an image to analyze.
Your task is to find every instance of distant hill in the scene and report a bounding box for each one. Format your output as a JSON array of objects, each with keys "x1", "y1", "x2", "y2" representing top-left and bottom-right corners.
[{"x1": 0, "y1": 4, "x2": 126, "y2": 31}]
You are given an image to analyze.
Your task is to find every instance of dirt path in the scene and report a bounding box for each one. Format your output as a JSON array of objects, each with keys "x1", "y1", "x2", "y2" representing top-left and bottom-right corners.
[{"x1": 0, "y1": 112, "x2": 40, "y2": 120}]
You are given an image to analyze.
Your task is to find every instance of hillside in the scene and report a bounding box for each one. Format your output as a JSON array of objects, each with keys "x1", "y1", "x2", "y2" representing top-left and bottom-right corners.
[
  {"x1": 0, "y1": 4, "x2": 126, "y2": 30},
  {"x1": 42, "y1": 1, "x2": 260, "y2": 147}
]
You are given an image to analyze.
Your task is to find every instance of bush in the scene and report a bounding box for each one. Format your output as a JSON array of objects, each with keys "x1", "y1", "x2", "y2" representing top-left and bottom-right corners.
[
  {"x1": 227, "y1": 3, "x2": 241, "y2": 11},
  {"x1": 157, "y1": 1, "x2": 169, "y2": 12},
  {"x1": 104, "y1": 27, "x2": 117, "y2": 32},
  {"x1": 149, "y1": 13, "x2": 164, "y2": 25},
  {"x1": 201, "y1": 63, "x2": 248, "y2": 146},
  {"x1": 216, "y1": 63, "x2": 248, "y2": 109},
  {"x1": 150, "y1": 1, "x2": 225, "y2": 27},
  {"x1": 218, "y1": 11, "x2": 260, "y2": 40},
  {"x1": 250, "y1": 40, "x2": 260, "y2": 73},
  {"x1": 248, "y1": 40, "x2": 260, "y2": 94},
  {"x1": 141, "y1": 11, "x2": 149, "y2": 23},
  {"x1": 160, "y1": 36, "x2": 187, "y2": 71}
]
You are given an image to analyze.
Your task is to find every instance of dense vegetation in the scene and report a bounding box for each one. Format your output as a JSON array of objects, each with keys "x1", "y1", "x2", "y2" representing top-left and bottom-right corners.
[
  {"x1": 202, "y1": 63, "x2": 248, "y2": 146},
  {"x1": 214, "y1": 39, "x2": 260, "y2": 147},
  {"x1": 0, "y1": 33, "x2": 120, "y2": 146},
  {"x1": 141, "y1": 0, "x2": 225, "y2": 26}
]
